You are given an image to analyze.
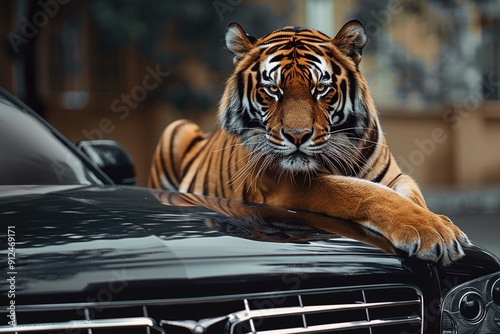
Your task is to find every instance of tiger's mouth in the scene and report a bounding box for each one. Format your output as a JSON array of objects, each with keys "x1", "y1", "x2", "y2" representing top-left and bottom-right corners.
[{"x1": 278, "y1": 152, "x2": 320, "y2": 172}]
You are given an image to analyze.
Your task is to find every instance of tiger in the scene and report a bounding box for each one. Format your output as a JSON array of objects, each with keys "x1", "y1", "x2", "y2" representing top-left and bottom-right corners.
[{"x1": 149, "y1": 20, "x2": 470, "y2": 264}]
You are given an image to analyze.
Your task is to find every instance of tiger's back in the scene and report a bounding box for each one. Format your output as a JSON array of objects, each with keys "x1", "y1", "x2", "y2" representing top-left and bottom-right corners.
[{"x1": 150, "y1": 120, "x2": 269, "y2": 202}]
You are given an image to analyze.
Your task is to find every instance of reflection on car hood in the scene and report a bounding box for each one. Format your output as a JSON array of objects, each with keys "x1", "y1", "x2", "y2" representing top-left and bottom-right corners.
[{"x1": 0, "y1": 185, "x2": 495, "y2": 303}]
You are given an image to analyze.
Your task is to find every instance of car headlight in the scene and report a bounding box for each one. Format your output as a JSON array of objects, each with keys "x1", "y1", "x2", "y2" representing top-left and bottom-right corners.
[{"x1": 441, "y1": 272, "x2": 500, "y2": 334}]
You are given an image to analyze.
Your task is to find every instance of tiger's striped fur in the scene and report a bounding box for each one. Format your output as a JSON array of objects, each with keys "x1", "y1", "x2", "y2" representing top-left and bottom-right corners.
[{"x1": 149, "y1": 21, "x2": 470, "y2": 264}]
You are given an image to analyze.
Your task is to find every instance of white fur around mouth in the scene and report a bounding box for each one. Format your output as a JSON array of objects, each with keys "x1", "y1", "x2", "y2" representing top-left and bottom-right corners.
[{"x1": 279, "y1": 153, "x2": 320, "y2": 172}]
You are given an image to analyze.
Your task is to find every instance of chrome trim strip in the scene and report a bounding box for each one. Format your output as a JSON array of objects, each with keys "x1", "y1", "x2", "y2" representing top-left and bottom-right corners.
[
  {"x1": 417, "y1": 286, "x2": 425, "y2": 334},
  {"x1": 240, "y1": 316, "x2": 422, "y2": 334},
  {"x1": 230, "y1": 299, "x2": 420, "y2": 321},
  {"x1": 5, "y1": 283, "x2": 422, "y2": 312},
  {"x1": 0, "y1": 317, "x2": 164, "y2": 334}
]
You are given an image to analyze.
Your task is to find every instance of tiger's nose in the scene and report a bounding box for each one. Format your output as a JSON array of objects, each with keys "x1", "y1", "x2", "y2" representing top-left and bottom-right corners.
[{"x1": 281, "y1": 128, "x2": 313, "y2": 146}]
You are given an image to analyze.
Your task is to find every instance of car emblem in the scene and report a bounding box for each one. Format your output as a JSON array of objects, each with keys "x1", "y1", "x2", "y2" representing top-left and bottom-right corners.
[{"x1": 160, "y1": 315, "x2": 228, "y2": 333}]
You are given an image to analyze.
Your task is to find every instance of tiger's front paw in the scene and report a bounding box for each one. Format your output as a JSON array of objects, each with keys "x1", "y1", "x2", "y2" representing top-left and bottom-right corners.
[{"x1": 387, "y1": 213, "x2": 471, "y2": 265}]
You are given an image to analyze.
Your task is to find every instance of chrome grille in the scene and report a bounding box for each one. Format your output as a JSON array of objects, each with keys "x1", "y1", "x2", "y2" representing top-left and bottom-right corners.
[
  {"x1": 0, "y1": 285, "x2": 422, "y2": 334},
  {"x1": 227, "y1": 286, "x2": 422, "y2": 334}
]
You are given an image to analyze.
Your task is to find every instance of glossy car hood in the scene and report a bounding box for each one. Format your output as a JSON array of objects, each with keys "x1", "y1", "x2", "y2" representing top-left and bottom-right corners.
[{"x1": 0, "y1": 185, "x2": 497, "y2": 303}]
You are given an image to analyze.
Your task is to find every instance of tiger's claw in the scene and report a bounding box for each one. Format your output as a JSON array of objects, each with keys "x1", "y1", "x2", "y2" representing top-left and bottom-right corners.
[{"x1": 388, "y1": 214, "x2": 470, "y2": 265}]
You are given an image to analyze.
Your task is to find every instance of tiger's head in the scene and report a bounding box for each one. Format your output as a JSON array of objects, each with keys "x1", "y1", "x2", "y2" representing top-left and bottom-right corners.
[{"x1": 219, "y1": 20, "x2": 380, "y2": 176}]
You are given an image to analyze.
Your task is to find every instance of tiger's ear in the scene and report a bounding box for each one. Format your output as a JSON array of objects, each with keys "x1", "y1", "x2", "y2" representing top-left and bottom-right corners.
[
  {"x1": 225, "y1": 22, "x2": 257, "y2": 64},
  {"x1": 333, "y1": 20, "x2": 367, "y2": 66}
]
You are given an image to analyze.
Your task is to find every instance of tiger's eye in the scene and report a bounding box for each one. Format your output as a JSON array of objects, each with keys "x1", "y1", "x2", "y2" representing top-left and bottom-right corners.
[
  {"x1": 268, "y1": 85, "x2": 279, "y2": 93},
  {"x1": 316, "y1": 84, "x2": 327, "y2": 93}
]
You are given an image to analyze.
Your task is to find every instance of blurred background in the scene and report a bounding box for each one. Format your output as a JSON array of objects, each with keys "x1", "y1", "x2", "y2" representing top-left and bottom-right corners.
[{"x1": 1, "y1": 0, "x2": 500, "y2": 251}]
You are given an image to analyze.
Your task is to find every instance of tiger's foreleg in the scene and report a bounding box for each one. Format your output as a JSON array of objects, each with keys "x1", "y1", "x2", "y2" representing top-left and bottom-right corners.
[
  {"x1": 386, "y1": 173, "x2": 428, "y2": 208},
  {"x1": 267, "y1": 175, "x2": 470, "y2": 264},
  {"x1": 373, "y1": 153, "x2": 428, "y2": 208}
]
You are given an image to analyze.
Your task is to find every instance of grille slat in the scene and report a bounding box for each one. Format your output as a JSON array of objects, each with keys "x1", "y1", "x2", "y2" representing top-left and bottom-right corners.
[
  {"x1": 0, "y1": 285, "x2": 423, "y2": 334},
  {"x1": 230, "y1": 299, "x2": 421, "y2": 320},
  {"x1": 246, "y1": 316, "x2": 422, "y2": 334},
  {"x1": 0, "y1": 317, "x2": 163, "y2": 333}
]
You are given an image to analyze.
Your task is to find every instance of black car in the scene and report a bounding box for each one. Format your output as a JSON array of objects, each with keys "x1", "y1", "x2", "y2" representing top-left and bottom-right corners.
[{"x1": 0, "y1": 87, "x2": 499, "y2": 334}]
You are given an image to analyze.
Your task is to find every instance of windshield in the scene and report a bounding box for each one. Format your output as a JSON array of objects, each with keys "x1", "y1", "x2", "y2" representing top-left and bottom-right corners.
[{"x1": 0, "y1": 95, "x2": 104, "y2": 185}]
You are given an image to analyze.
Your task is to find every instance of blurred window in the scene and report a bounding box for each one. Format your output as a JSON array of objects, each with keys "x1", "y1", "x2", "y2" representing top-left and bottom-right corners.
[
  {"x1": 42, "y1": 6, "x2": 124, "y2": 109},
  {"x1": 480, "y1": 14, "x2": 500, "y2": 100}
]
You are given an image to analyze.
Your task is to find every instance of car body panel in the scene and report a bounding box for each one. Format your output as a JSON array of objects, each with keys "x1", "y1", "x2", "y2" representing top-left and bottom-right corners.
[
  {"x1": 0, "y1": 186, "x2": 406, "y2": 300},
  {"x1": 1, "y1": 186, "x2": 499, "y2": 307}
]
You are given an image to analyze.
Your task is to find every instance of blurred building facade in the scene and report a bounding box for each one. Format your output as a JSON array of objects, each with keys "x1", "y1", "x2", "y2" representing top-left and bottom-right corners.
[{"x1": 1, "y1": 0, "x2": 499, "y2": 189}]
